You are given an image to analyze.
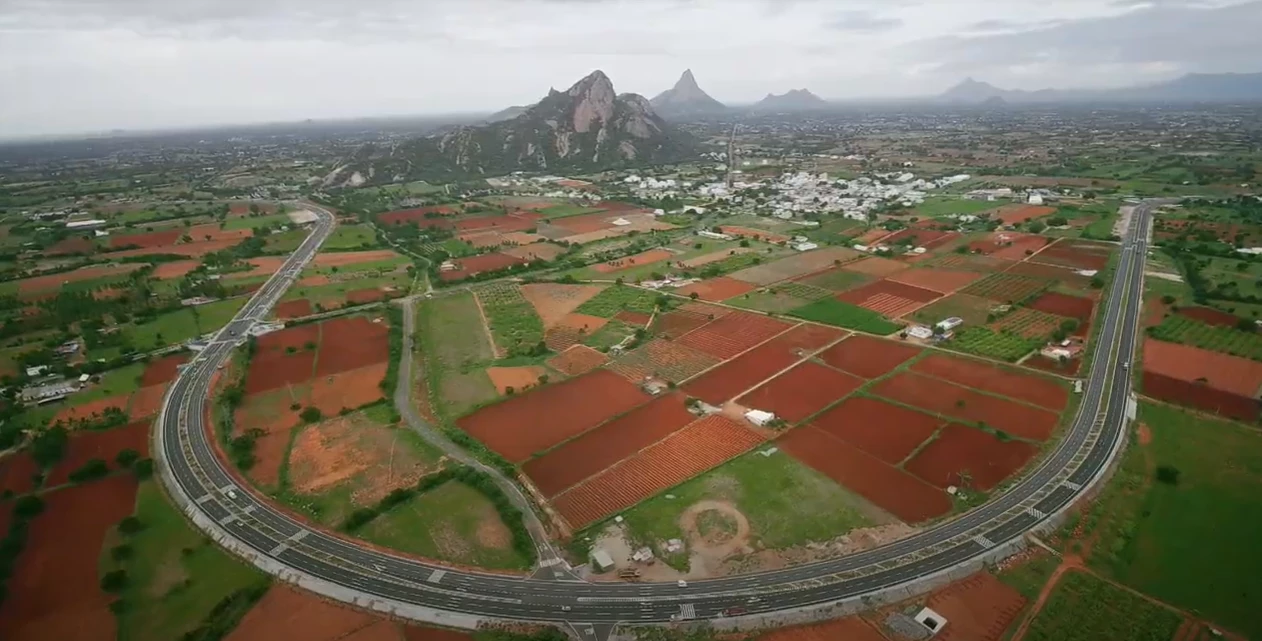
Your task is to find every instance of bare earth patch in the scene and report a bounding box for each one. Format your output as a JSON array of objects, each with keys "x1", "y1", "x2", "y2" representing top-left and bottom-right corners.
[
  {"x1": 486, "y1": 366, "x2": 547, "y2": 395},
  {"x1": 287, "y1": 414, "x2": 437, "y2": 505},
  {"x1": 520, "y1": 283, "x2": 605, "y2": 328}
]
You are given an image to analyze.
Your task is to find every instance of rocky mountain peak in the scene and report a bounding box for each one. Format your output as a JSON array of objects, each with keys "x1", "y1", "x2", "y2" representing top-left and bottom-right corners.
[
  {"x1": 568, "y1": 70, "x2": 617, "y2": 133},
  {"x1": 650, "y1": 69, "x2": 727, "y2": 118}
]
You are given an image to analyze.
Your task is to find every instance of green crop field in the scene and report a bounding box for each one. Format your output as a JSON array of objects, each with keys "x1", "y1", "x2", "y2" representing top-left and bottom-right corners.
[
  {"x1": 223, "y1": 212, "x2": 290, "y2": 231},
  {"x1": 416, "y1": 294, "x2": 498, "y2": 418},
  {"x1": 728, "y1": 289, "x2": 814, "y2": 313},
  {"x1": 1080, "y1": 403, "x2": 1262, "y2": 639},
  {"x1": 947, "y1": 326, "x2": 1040, "y2": 361},
  {"x1": 105, "y1": 481, "x2": 267, "y2": 641},
  {"x1": 537, "y1": 204, "x2": 605, "y2": 220},
  {"x1": 262, "y1": 229, "x2": 307, "y2": 253},
  {"x1": 582, "y1": 319, "x2": 637, "y2": 350},
  {"x1": 74, "y1": 361, "x2": 146, "y2": 404},
  {"x1": 913, "y1": 197, "x2": 1000, "y2": 218},
  {"x1": 794, "y1": 268, "x2": 870, "y2": 293},
  {"x1": 575, "y1": 285, "x2": 659, "y2": 318},
  {"x1": 322, "y1": 223, "x2": 379, "y2": 250},
  {"x1": 608, "y1": 451, "x2": 877, "y2": 571},
  {"x1": 1023, "y1": 571, "x2": 1181, "y2": 641},
  {"x1": 788, "y1": 298, "x2": 901, "y2": 335},
  {"x1": 1148, "y1": 314, "x2": 1262, "y2": 360},
  {"x1": 476, "y1": 284, "x2": 544, "y2": 356}
]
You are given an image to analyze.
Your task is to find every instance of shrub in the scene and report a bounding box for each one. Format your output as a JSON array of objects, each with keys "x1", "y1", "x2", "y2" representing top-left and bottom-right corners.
[
  {"x1": 299, "y1": 406, "x2": 322, "y2": 423},
  {"x1": 1155, "y1": 464, "x2": 1180, "y2": 485},
  {"x1": 100, "y1": 569, "x2": 129, "y2": 593},
  {"x1": 132, "y1": 458, "x2": 155, "y2": 480},
  {"x1": 68, "y1": 458, "x2": 110, "y2": 483},
  {"x1": 115, "y1": 449, "x2": 141, "y2": 468},
  {"x1": 13, "y1": 495, "x2": 44, "y2": 519},
  {"x1": 117, "y1": 516, "x2": 144, "y2": 536}
]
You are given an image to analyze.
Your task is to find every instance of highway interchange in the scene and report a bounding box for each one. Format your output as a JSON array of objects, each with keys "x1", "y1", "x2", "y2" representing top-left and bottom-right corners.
[{"x1": 155, "y1": 201, "x2": 1151, "y2": 632}]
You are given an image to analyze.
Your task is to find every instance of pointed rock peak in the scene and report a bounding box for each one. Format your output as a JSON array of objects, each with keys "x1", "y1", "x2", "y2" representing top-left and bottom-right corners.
[{"x1": 677, "y1": 69, "x2": 699, "y2": 88}]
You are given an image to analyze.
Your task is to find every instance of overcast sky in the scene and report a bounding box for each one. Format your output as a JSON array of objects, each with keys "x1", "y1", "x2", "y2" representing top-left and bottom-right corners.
[{"x1": 2, "y1": 0, "x2": 1260, "y2": 138}]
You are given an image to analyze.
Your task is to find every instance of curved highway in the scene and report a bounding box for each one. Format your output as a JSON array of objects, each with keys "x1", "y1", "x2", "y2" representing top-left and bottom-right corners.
[{"x1": 155, "y1": 201, "x2": 1151, "y2": 629}]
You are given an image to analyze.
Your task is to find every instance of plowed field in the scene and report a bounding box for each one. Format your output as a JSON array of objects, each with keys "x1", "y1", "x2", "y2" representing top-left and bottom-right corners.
[
  {"x1": 925, "y1": 573, "x2": 1027, "y2": 641},
  {"x1": 674, "y1": 277, "x2": 757, "y2": 302},
  {"x1": 913, "y1": 354, "x2": 1068, "y2": 411},
  {"x1": 152, "y1": 260, "x2": 200, "y2": 279},
  {"x1": 591, "y1": 248, "x2": 674, "y2": 273},
  {"x1": 552, "y1": 415, "x2": 763, "y2": 527},
  {"x1": 872, "y1": 373, "x2": 1059, "y2": 441},
  {"x1": 1143, "y1": 338, "x2": 1262, "y2": 397},
  {"x1": 1141, "y1": 371, "x2": 1260, "y2": 421},
  {"x1": 905, "y1": 424, "x2": 1038, "y2": 491},
  {"x1": 841, "y1": 256, "x2": 909, "y2": 277},
  {"x1": 757, "y1": 617, "x2": 888, "y2": 641},
  {"x1": 607, "y1": 339, "x2": 720, "y2": 384},
  {"x1": 128, "y1": 384, "x2": 167, "y2": 419},
  {"x1": 818, "y1": 335, "x2": 921, "y2": 379},
  {"x1": 546, "y1": 345, "x2": 608, "y2": 376},
  {"x1": 779, "y1": 426, "x2": 951, "y2": 523},
  {"x1": 140, "y1": 352, "x2": 189, "y2": 387},
  {"x1": 312, "y1": 250, "x2": 403, "y2": 267},
  {"x1": 307, "y1": 362, "x2": 387, "y2": 415},
  {"x1": 1032, "y1": 240, "x2": 1112, "y2": 271},
  {"x1": 811, "y1": 397, "x2": 943, "y2": 465},
  {"x1": 736, "y1": 361, "x2": 862, "y2": 422},
  {"x1": 961, "y1": 273, "x2": 1049, "y2": 303},
  {"x1": 996, "y1": 204, "x2": 1056, "y2": 225},
  {"x1": 652, "y1": 308, "x2": 714, "y2": 338},
  {"x1": 1176, "y1": 306, "x2": 1239, "y2": 327},
  {"x1": 727, "y1": 247, "x2": 860, "y2": 285},
  {"x1": 675, "y1": 311, "x2": 793, "y2": 359},
  {"x1": 0, "y1": 452, "x2": 39, "y2": 495},
  {"x1": 315, "y1": 316, "x2": 389, "y2": 376},
  {"x1": 458, "y1": 369, "x2": 648, "y2": 462},
  {"x1": 682, "y1": 324, "x2": 842, "y2": 404},
  {"x1": 245, "y1": 350, "x2": 315, "y2": 396},
  {"x1": 521, "y1": 284, "x2": 606, "y2": 328},
  {"x1": 524, "y1": 393, "x2": 696, "y2": 497},
  {"x1": 47, "y1": 421, "x2": 149, "y2": 486},
  {"x1": 1028, "y1": 292, "x2": 1094, "y2": 321},
  {"x1": 110, "y1": 228, "x2": 182, "y2": 249},
  {"x1": 989, "y1": 307, "x2": 1063, "y2": 339},
  {"x1": 274, "y1": 299, "x2": 314, "y2": 319},
  {"x1": 888, "y1": 268, "x2": 984, "y2": 294},
  {"x1": 837, "y1": 279, "x2": 941, "y2": 316},
  {"x1": 17, "y1": 263, "x2": 145, "y2": 294},
  {"x1": 54, "y1": 395, "x2": 129, "y2": 425}
]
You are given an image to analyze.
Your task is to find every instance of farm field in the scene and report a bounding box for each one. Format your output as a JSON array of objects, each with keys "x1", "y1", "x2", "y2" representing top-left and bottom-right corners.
[
  {"x1": 810, "y1": 397, "x2": 943, "y2": 465},
  {"x1": 474, "y1": 283, "x2": 545, "y2": 356},
  {"x1": 794, "y1": 266, "x2": 871, "y2": 292},
  {"x1": 675, "y1": 276, "x2": 757, "y2": 302},
  {"x1": 727, "y1": 246, "x2": 860, "y2": 285},
  {"x1": 606, "y1": 338, "x2": 720, "y2": 384},
  {"x1": 817, "y1": 335, "x2": 921, "y2": 379},
  {"x1": 1148, "y1": 314, "x2": 1262, "y2": 360},
  {"x1": 675, "y1": 310, "x2": 793, "y2": 359},
  {"x1": 682, "y1": 324, "x2": 844, "y2": 405},
  {"x1": 948, "y1": 326, "x2": 1041, "y2": 362},
  {"x1": 1079, "y1": 403, "x2": 1262, "y2": 639},
  {"x1": 835, "y1": 279, "x2": 942, "y2": 318},
  {"x1": 912, "y1": 354, "x2": 1068, "y2": 411},
  {"x1": 910, "y1": 293, "x2": 997, "y2": 327},
  {"x1": 416, "y1": 293, "x2": 498, "y2": 418},
  {"x1": 962, "y1": 272, "x2": 1050, "y2": 303},
  {"x1": 736, "y1": 361, "x2": 863, "y2": 423},
  {"x1": 989, "y1": 307, "x2": 1067, "y2": 339},
  {"x1": 788, "y1": 298, "x2": 902, "y2": 334},
  {"x1": 1021, "y1": 571, "x2": 1180, "y2": 641},
  {"x1": 573, "y1": 285, "x2": 659, "y2": 318},
  {"x1": 121, "y1": 297, "x2": 248, "y2": 350},
  {"x1": 1141, "y1": 338, "x2": 1262, "y2": 420},
  {"x1": 871, "y1": 372, "x2": 1060, "y2": 441}
]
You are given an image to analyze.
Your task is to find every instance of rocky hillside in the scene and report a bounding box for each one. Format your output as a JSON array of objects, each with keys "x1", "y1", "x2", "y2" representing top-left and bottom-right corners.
[
  {"x1": 651, "y1": 69, "x2": 727, "y2": 119},
  {"x1": 751, "y1": 89, "x2": 829, "y2": 112}
]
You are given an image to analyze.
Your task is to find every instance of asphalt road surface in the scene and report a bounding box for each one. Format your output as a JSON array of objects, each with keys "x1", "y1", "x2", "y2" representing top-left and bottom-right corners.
[{"x1": 156, "y1": 202, "x2": 1151, "y2": 628}]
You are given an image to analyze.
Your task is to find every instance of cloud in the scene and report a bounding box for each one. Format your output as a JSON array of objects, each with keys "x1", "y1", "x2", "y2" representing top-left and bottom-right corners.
[{"x1": 826, "y1": 10, "x2": 903, "y2": 32}]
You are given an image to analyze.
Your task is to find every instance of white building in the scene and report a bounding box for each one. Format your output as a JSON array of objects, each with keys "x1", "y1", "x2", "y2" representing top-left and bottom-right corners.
[
  {"x1": 908, "y1": 326, "x2": 934, "y2": 340},
  {"x1": 590, "y1": 549, "x2": 615, "y2": 572},
  {"x1": 744, "y1": 409, "x2": 777, "y2": 427},
  {"x1": 65, "y1": 219, "x2": 107, "y2": 230},
  {"x1": 937, "y1": 317, "x2": 964, "y2": 332},
  {"x1": 698, "y1": 230, "x2": 733, "y2": 241},
  {"x1": 792, "y1": 242, "x2": 819, "y2": 252}
]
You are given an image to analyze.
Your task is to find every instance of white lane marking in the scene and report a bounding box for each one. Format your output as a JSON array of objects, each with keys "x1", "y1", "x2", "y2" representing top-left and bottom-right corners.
[
  {"x1": 428, "y1": 569, "x2": 447, "y2": 584},
  {"x1": 242, "y1": 505, "x2": 257, "y2": 515},
  {"x1": 290, "y1": 530, "x2": 309, "y2": 543},
  {"x1": 270, "y1": 542, "x2": 290, "y2": 555},
  {"x1": 195, "y1": 494, "x2": 215, "y2": 505},
  {"x1": 678, "y1": 603, "x2": 696, "y2": 620},
  {"x1": 219, "y1": 514, "x2": 237, "y2": 525},
  {"x1": 1062, "y1": 480, "x2": 1082, "y2": 491},
  {"x1": 1026, "y1": 506, "x2": 1047, "y2": 519},
  {"x1": 971, "y1": 534, "x2": 995, "y2": 549}
]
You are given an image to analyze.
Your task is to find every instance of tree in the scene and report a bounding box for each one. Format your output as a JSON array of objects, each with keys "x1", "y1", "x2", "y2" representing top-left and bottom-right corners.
[
  {"x1": 100, "y1": 569, "x2": 129, "y2": 593},
  {"x1": 300, "y1": 406, "x2": 322, "y2": 423},
  {"x1": 1155, "y1": 464, "x2": 1180, "y2": 485},
  {"x1": 14, "y1": 495, "x2": 44, "y2": 519},
  {"x1": 117, "y1": 516, "x2": 144, "y2": 535},
  {"x1": 1160, "y1": 294, "x2": 1175, "y2": 304},
  {"x1": 132, "y1": 458, "x2": 154, "y2": 480},
  {"x1": 30, "y1": 427, "x2": 69, "y2": 467}
]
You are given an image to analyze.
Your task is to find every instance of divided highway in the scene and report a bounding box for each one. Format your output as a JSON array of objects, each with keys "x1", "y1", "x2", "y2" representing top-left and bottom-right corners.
[{"x1": 155, "y1": 202, "x2": 1151, "y2": 630}]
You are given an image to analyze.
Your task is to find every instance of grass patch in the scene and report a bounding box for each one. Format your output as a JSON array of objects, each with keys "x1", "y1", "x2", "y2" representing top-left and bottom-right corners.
[
  {"x1": 581, "y1": 319, "x2": 637, "y2": 351},
  {"x1": 788, "y1": 298, "x2": 901, "y2": 335},
  {"x1": 322, "y1": 223, "x2": 379, "y2": 250},
  {"x1": 1022, "y1": 571, "x2": 1180, "y2": 641},
  {"x1": 574, "y1": 285, "x2": 659, "y2": 318},
  {"x1": 103, "y1": 481, "x2": 267, "y2": 641},
  {"x1": 123, "y1": 298, "x2": 247, "y2": 350},
  {"x1": 417, "y1": 294, "x2": 498, "y2": 419},
  {"x1": 223, "y1": 213, "x2": 290, "y2": 231},
  {"x1": 537, "y1": 204, "x2": 605, "y2": 220},
  {"x1": 75, "y1": 361, "x2": 146, "y2": 404},
  {"x1": 727, "y1": 289, "x2": 814, "y2": 313},
  {"x1": 947, "y1": 326, "x2": 1040, "y2": 362},
  {"x1": 794, "y1": 268, "x2": 870, "y2": 292},
  {"x1": 996, "y1": 552, "x2": 1061, "y2": 600}
]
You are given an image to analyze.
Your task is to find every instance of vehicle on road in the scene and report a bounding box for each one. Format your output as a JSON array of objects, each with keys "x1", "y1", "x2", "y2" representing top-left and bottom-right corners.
[{"x1": 677, "y1": 579, "x2": 688, "y2": 588}]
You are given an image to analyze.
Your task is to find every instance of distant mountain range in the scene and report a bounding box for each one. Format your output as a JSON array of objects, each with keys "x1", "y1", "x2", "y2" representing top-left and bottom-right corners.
[
  {"x1": 650, "y1": 69, "x2": 728, "y2": 118},
  {"x1": 937, "y1": 72, "x2": 1262, "y2": 104},
  {"x1": 751, "y1": 89, "x2": 830, "y2": 112}
]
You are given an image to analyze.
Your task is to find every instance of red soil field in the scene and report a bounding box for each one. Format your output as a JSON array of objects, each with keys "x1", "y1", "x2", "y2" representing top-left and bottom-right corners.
[
  {"x1": 914, "y1": 354, "x2": 1068, "y2": 411},
  {"x1": 874, "y1": 373, "x2": 1060, "y2": 441},
  {"x1": 17, "y1": 263, "x2": 145, "y2": 295},
  {"x1": 718, "y1": 225, "x2": 790, "y2": 244},
  {"x1": 674, "y1": 277, "x2": 757, "y2": 302},
  {"x1": 553, "y1": 312, "x2": 608, "y2": 333},
  {"x1": 377, "y1": 206, "x2": 458, "y2": 226},
  {"x1": 679, "y1": 301, "x2": 734, "y2": 317},
  {"x1": 315, "y1": 316, "x2": 390, "y2": 377},
  {"x1": 552, "y1": 415, "x2": 764, "y2": 526},
  {"x1": 346, "y1": 288, "x2": 387, "y2": 305},
  {"x1": 141, "y1": 352, "x2": 189, "y2": 387},
  {"x1": 520, "y1": 283, "x2": 605, "y2": 328},
  {"x1": 614, "y1": 309, "x2": 652, "y2": 327},
  {"x1": 926, "y1": 573, "x2": 1028, "y2": 641},
  {"x1": 46, "y1": 421, "x2": 149, "y2": 486},
  {"x1": 312, "y1": 250, "x2": 401, "y2": 267},
  {"x1": 818, "y1": 335, "x2": 922, "y2": 379},
  {"x1": 736, "y1": 361, "x2": 862, "y2": 422},
  {"x1": 675, "y1": 310, "x2": 793, "y2": 359},
  {"x1": 607, "y1": 338, "x2": 721, "y2": 383},
  {"x1": 991, "y1": 235, "x2": 1051, "y2": 261},
  {"x1": 681, "y1": 324, "x2": 841, "y2": 404},
  {"x1": 1176, "y1": 306, "x2": 1240, "y2": 327},
  {"x1": 811, "y1": 397, "x2": 943, "y2": 465},
  {"x1": 546, "y1": 345, "x2": 608, "y2": 376},
  {"x1": 0, "y1": 452, "x2": 39, "y2": 495},
  {"x1": 652, "y1": 309, "x2": 715, "y2": 338},
  {"x1": 962, "y1": 273, "x2": 1050, "y2": 303},
  {"x1": 486, "y1": 366, "x2": 547, "y2": 395},
  {"x1": 1143, "y1": 338, "x2": 1262, "y2": 397},
  {"x1": 1032, "y1": 240, "x2": 1112, "y2": 271},
  {"x1": 226, "y1": 584, "x2": 409, "y2": 641},
  {"x1": 1004, "y1": 261, "x2": 1093, "y2": 289},
  {"x1": 882, "y1": 227, "x2": 953, "y2": 248},
  {"x1": 841, "y1": 256, "x2": 910, "y2": 277},
  {"x1": 458, "y1": 369, "x2": 649, "y2": 462},
  {"x1": 757, "y1": 617, "x2": 888, "y2": 641},
  {"x1": 234, "y1": 391, "x2": 305, "y2": 487},
  {"x1": 1024, "y1": 353, "x2": 1082, "y2": 377},
  {"x1": 997, "y1": 205, "x2": 1056, "y2": 225},
  {"x1": 245, "y1": 351, "x2": 315, "y2": 396},
  {"x1": 837, "y1": 279, "x2": 941, "y2": 309},
  {"x1": 152, "y1": 259, "x2": 200, "y2": 279},
  {"x1": 888, "y1": 268, "x2": 984, "y2": 294},
  {"x1": 591, "y1": 248, "x2": 674, "y2": 273},
  {"x1": 54, "y1": 395, "x2": 129, "y2": 425},
  {"x1": 454, "y1": 212, "x2": 541, "y2": 233},
  {"x1": 1028, "y1": 291, "x2": 1094, "y2": 321},
  {"x1": 109, "y1": 238, "x2": 242, "y2": 259},
  {"x1": 439, "y1": 253, "x2": 526, "y2": 282},
  {"x1": 258, "y1": 323, "x2": 320, "y2": 351},
  {"x1": 47, "y1": 236, "x2": 95, "y2": 256},
  {"x1": 779, "y1": 426, "x2": 951, "y2": 523},
  {"x1": 128, "y1": 384, "x2": 168, "y2": 419},
  {"x1": 110, "y1": 228, "x2": 182, "y2": 249},
  {"x1": 274, "y1": 299, "x2": 313, "y2": 319},
  {"x1": 188, "y1": 224, "x2": 251, "y2": 243},
  {"x1": 523, "y1": 393, "x2": 696, "y2": 497},
  {"x1": 905, "y1": 424, "x2": 1038, "y2": 491},
  {"x1": 308, "y1": 363, "x2": 387, "y2": 415},
  {"x1": 0, "y1": 475, "x2": 137, "y2": 641},
  {"x1": 1142, "y1": 371, "x2": 1260, "y2": 421}
]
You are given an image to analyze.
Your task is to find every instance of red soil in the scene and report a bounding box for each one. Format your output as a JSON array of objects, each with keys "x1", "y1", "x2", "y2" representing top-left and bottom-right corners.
[
  {"x1": 1028, "y1": 292, "x2": 1095, "y2": 321},
  {"x1": 378, "y1": 206, "x2": 459, "y2": 226},
  {"x1": 591, "y1": 248, "x2": 674, "y2": 274},
  {"x1": 109, "y1": 238, "x2": 242, "y2": 259},
  {"x1": 110, "y1": 228, "x2": 182, "y2": 249},
  {"x1": 757, "y1": 617, "x2": 888, "y2": 641},
  {"x1": 552, "y1": 415, "x2": 764, "y2": 527},
  {"x1": 312, "y1": 250, "x2": 401, "y2": 267},
  {"x1": 674, "y1": 277, "x2": 757, "y2": 302},
  {"x1": 717, "y1": 225, "x2": 790, "y2": 244},
  {"x1": 1143, "y1": 338, "x2": 1262, "y2": 397},
  {"x1": 545, "y1": 345, "x2": 608, "y2": 376},
  {"x1": 225, "y1": 584, "x2": 402, "y2": 641},
  {"x1": 520, "y1": 283, "x2": 606, "y2": 328},
  {"x1": 811, "y1": 397, "x2": 944, "y2": 465},
  {"x1": 888, "y1": 268, "x2": 984, "y2": 294},
  {"x1": 882, "y1": 228, "x2": 954, "y2": 248},
  {"x1": 837, "y1": 279, "x2": 942, "y2": 317},
  {"x1": 1024, "y1": 353, "x2": 1082, "y2": 377},
  {"x1": 913, "y1": 353, "x2": 1069, "y2": 411},
  {"x1": 245, "y1": 350, "x2": 315, "y2": 396},
  {"x1": 439, "y1": 253, "x2": 526, "y2": 281},
  {"x1": 840, "y1": 256, "x2": 909, "y2": 277},
  {"x1": 675, "y1": 310, "x2": 793, "y2": 359},
  {"x1": 0, "y1": 475, "x2": 137, "y2": 641},
  {"x1": 736, "y1": 361, "x2": 862, "y2": 423},
  {"x1": 873, "y1": 373, "x2": 1060, "y2": 441},
  {"x1": 1142, "y1": 371, "x2": 1260, "y2": 421},
  {"x1": 128, "y1": 384, "x2": 168, "y2": 419},
  {"x1": 140, "y1": 352, "x2": 189, "y2": 387},
  {"x1": 652, "y1": 309, "x2": 715, "y2": 338},
  {"x1": 308, "y1": 363, "x2": 387, "y2": 415},
  {"x1": 997, "y1": 205, "x2": 1056, "y2": 225},
  {"x1": 46, "y1": 421, "x2": 149, "y2": 486},
  {"x1": 614, "y1": 310, "x2": 653, "y2": 327},
  {"x1": 905, "y1": 424, "x2": 1038, "y2": 491},
  {"x1": 152, "y1": 260, "x2": 200, "y2": 279},
  {"x1": 47, "y1": 236, "x2": 95, "y2": 256},
  {"x1": 818, "y1": 335, "x2": 922, "y2": 379},
  {"x1": 1033, "y1": 241, "x2": 1112, "y2": 271},
  {"x1": 315, "y1": 316, "x2": 390, "y2": 377},
  {"x1": 258, "y1": 323, "x2": 320, "y2": 352},
  {"x1": 0, "y1": 452, "x2": 39, "y2": 495},
  {"x1": 523, "y1": 392, "x2": 696, "y2": 497},
  {"x1": 17, "y1": 263, "x2": 144, "y2": 295},
  {"x1": 457, "y1": 369, "x2": 649, "y2": 462},
  {"x1": 926, "y1": 572, "x2": 1028, "y2": 641},
  {"x1": 54, "y1": 395, "x2": 129, "y2": 425},
  {"x1": 486, "y1": 366, "x2": 547, "y2": 395},
  {"x1": 346, "y1": 288, "x2": 387, "y2": 305},
  {"x1": 682, "y1": 324, "x2": 841, "y2": 404},
  {"x1": 779, "y1": 426, "x2": 951, "y2": 523},
  {"x1": 1176, "y1": 306, "x2": 1240, "y2": 327},
  {"x1": 606, "y1": 338, "x2": 721, "y2": 384},
  {"x1": 274, "y1": 299, "x2": 314, "y2": 319}
]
